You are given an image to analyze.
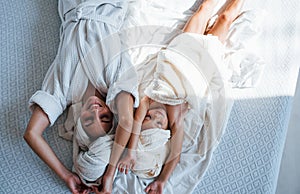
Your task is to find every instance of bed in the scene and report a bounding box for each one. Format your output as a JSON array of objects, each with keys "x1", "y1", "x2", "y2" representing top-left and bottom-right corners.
[{"x1": 0, "y1": 0, "x2": 299, "y2": 193}]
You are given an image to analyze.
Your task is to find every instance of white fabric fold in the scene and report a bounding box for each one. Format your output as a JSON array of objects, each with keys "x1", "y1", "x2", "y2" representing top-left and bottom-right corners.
[{"x1": 223, "y1": 10, "x2": 266, "y2": 88}]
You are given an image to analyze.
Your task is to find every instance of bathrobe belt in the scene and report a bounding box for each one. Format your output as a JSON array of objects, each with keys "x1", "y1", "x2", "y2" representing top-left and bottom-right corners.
[{"x1": 63, "y1": 0, "x2": 128, "y2": 28}]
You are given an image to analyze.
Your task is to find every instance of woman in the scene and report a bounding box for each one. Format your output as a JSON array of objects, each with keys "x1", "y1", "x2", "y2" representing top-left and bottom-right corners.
[{"x1": 23, "y1": 0, "x2": 139, "y2": 193}]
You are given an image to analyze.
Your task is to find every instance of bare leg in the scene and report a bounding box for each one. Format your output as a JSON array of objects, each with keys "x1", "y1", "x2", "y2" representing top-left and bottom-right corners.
[
  {"x1": 183, "y1": 0, "x2": 218, "y2": 34},
  {"x1": 206, "y1": 0, "x2": 245, "y2": 43}
]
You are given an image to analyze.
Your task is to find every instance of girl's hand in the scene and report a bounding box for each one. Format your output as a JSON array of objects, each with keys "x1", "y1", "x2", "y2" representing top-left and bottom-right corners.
[
  {"x1": 139, "y1": 96, "x2": 151, "y2": 111},
  {"x1": 134, "y1": 96, "x2": 151, "y2": 123},
  {"x1": 92, "y1": 174, "x2": 113, "y2": 194},
  {"x1": 117, "y1": 152, "x2": 136, "y2": 174}
]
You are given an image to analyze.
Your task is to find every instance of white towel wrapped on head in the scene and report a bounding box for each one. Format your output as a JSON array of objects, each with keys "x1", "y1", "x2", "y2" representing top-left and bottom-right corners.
[
  {"x1": 132, "y1": 128, "x2": 170, "y2": 179},
  {"x1": 73, "y1": 118, "x2": 114, "y2": 186}
]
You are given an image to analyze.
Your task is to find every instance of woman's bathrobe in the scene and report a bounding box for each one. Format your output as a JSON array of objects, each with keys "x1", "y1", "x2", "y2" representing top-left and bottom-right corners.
[{"x1": 29, "y1": 0, "x2": 139, "y2": 127}]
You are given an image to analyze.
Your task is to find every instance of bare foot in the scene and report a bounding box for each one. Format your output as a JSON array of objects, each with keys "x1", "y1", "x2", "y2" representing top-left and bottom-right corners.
[{"x1": 217, "y1": 0, "x2": 245, "y2": 20}]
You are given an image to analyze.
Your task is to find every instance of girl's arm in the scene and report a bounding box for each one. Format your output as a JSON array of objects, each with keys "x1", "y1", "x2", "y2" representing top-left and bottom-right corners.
[
  {"x1": 118, "y1": 96, "x2": 150, "y2": 174},
  {"x1": 99, "y1": 91, "x2": 134, "y2": 193},
  {"x1": 145, "y1": 103, "x2": 187, "y2": 194},
  {"x1": 23, "y1": 106, "x2": 89, "y2": 194}
]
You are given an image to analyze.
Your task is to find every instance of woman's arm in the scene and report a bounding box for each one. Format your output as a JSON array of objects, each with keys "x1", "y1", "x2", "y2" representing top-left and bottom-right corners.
[
  {"x1": 145, "y1": 103, "x2": 187, "y2": 194},
  {"x1": 23, "y1": 106, "x2": 89, "y2": 194}
]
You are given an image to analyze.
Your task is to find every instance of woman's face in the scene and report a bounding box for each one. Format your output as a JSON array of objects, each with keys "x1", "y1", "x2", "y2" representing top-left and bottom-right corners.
[
  {"x1": 80, "y1": 96, "x2": 113, "y2": 140},
  {"x1": 141, "y1": 101, "x2": 168, "y2": 130}
]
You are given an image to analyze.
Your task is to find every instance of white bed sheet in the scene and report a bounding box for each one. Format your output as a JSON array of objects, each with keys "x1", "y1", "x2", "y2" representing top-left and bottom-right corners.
[
  {"x1": 0, "y1": 0, "x2": 299, "y2": 193},
  {"x1": 193, "y1": 1, "x2": 300, "y2": 193}
]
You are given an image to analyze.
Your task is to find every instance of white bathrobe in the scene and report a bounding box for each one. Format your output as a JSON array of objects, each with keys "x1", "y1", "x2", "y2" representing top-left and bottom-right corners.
[
  {"x1": 136, "y1": 32, "x2": 232, "y2": 155},
  {"x1": 29, "y1": 0, "x2": 139, "y2": 126}
]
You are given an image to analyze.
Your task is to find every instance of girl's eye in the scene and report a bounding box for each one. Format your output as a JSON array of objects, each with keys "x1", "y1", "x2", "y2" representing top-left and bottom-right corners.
[
  {"x1": 157, "y1": 122, "x2": 162, "y2": 127},
  {"x1": 145, "y1": 115, "x2": 151, "y2": 120}
]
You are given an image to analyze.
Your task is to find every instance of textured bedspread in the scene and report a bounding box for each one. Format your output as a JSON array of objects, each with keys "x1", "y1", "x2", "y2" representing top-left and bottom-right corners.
[{"x1": 0, "y1": 0, "x2": 299, "y2": 193}]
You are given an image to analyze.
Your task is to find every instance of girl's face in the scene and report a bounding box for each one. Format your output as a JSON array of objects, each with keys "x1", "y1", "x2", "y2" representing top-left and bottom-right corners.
[
  {"x1": 80, "y1": 96, "x2": 113, "y2": 140},
  {"x1": 141, "y1": 101, "x2": 168, "y2": 130}
]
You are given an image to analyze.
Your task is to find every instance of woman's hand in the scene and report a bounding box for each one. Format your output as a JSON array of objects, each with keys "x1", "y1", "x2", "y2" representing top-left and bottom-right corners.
[
  {"x1": 65, "y1": 172, "x2": 90, "y2": 194},
  {"x1": 145, "y1": 180, "x2": 165, "y2": 194},
  {"x1": 24, "y1": 106, "x2": 91, "y2": 194}
]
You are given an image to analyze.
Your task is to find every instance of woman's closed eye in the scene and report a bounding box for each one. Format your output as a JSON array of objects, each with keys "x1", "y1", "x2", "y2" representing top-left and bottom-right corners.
[
  {"x1": 84, "y1": 117, "x2": 94, "y2": 127},
  {"x1": 100, "y1": 115, "x2": 111, "y2": 123}
]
